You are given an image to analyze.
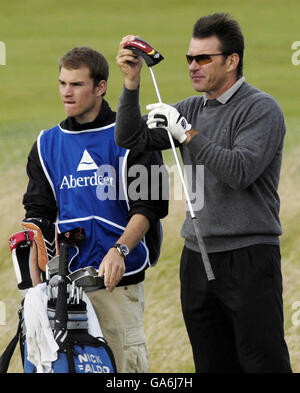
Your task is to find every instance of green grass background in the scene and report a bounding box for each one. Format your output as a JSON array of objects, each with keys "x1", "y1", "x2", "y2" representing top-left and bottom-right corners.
[{"x1": 0, "y1": 0, "x2": 299, "y2": 373}]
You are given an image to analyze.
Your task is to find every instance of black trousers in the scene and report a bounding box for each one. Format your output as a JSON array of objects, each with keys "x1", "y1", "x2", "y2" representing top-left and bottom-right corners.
[{"x1": 180, "y1": 244, "x2": 292, "y2": 373}]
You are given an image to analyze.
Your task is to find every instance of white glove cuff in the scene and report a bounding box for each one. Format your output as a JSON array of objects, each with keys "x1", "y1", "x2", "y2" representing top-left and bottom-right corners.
[
  {"x1": 178, "y1": 133, "x2": 188, "y2": 143},
  {"x1": 178, "y1": 120, "x2": 191, "y2": 143}
]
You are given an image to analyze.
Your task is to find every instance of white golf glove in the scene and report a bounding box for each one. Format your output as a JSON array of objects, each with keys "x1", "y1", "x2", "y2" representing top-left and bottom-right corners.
[{"x1": 146, "y1": 103, "x2": 191, "y2": 143}]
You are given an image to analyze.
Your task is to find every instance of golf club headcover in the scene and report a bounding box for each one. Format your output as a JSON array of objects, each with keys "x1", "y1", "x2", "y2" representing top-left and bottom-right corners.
[
  {"x1": 124, "y1": 38, "x2": 164, "y2": 67},
  {"x1": 22, "y1": 218, "x2": 58, "y2": 272},
  {"x1": 146, "y1": 103, "x2": 191, "y2": 143},
  {"x1": 8, "y1": 230, "x2": 34, "y2": 296}
]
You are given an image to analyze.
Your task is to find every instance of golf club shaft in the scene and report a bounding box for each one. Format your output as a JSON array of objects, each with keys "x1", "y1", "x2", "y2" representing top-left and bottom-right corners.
[
  {"x1": 54, "y1": 242, "x2": 69, "y2": 345},
  {"x1": 149, "y1": 67, "x2": 215, "y2": 281},
  {"x1": 192, "y1": 218, "x2": 215, "y2": 281},
  {"x1": 149, "y1": 68, "x2": 195, "y2": 217}
]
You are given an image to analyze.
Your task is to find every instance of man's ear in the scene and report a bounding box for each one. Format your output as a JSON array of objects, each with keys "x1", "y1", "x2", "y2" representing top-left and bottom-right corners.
[
  {"x1": 95, "y1": 80, "x2": 107, "y2": 96},
  {"x1": 226, "y1": 53, "x2": 240, "y2": 74}
]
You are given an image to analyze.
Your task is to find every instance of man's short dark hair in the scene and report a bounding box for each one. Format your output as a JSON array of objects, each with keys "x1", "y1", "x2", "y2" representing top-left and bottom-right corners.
[
  {"x1": 193, "y1": 13, "x2": 244, "y2": 78},
  {"x1": 59, "y1": 47, "x2": 109, "y2": 94}
]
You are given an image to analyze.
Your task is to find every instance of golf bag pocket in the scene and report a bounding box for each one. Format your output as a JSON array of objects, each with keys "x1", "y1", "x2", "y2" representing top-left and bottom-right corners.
[
  {"x1": 24, "y1": 331, "x2": 116, "y2": 373},
  {"x1": 23, "y1": 299, "x2": 117, "y2": 373}
]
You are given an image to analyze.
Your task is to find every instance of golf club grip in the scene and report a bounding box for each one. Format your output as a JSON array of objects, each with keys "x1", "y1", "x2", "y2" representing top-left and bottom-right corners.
[
  {"x1": 192, "y1": 218, "x2": 215, "y2": 281},
  {"x1": 54, "y1": 242, "x2": 69, "y2": 334},
  {"x1": 58, "y1": 243, "x2": 69, "y2": 276},
  {"x1": 55, "y1": 278, "x2": 68, "y2": 330}
]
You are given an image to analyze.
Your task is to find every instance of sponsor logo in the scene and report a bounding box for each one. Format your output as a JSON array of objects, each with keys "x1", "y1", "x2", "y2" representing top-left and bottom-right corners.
[
  {"x1": 132, "y1": 41, "x2": 147, "y2": 50},
  {"x1": 77, "y1": 149, "x2": 98, "y2": 171},
  {"x1": 60, "y1": 150, "x2": 114, "y2": 189},
  {"x1": 180, "y1": 118, "x2": 187, "y2": 130},
  {"x1": 60, "y1": 171, "x2": 114, "y2": 189}
]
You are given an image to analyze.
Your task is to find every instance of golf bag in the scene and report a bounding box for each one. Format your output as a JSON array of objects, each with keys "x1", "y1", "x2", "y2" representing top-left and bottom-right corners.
[
  {"x1": 0, "y1": 296, "x2": 116, "y2": 373},
  {"x1": 22, "y1": 291, "x2": 117, "y2": 373},
  {"x1": 0, "y1": 227, "x2": 117, "y2": 373}
]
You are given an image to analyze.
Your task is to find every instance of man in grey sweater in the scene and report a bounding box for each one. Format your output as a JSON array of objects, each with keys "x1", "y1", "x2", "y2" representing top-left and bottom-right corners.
[{"x1": 115, "y1": 13, "x2": 292, "y2": 372}]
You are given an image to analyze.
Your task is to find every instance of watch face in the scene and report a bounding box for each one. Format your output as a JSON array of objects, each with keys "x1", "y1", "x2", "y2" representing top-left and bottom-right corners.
[{"x1": 117, "y1": 244, "x2": 129, "y2": 257}]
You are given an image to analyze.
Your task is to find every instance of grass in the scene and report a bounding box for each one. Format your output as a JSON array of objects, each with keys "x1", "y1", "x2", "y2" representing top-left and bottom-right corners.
[
  {"x1": 278, "y1": 147, "x2": 300, "y2": 371},
  {"x1": 0, "y1": 0, "x2": 300, "y2": 373},
  {"x1": 145, "y1": 195, "x2": 192, "y2": 372}
]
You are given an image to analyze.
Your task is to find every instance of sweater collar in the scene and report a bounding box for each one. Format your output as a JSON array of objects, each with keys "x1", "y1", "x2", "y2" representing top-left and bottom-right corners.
[{"x1": 203, "y1": 76, "x2": 246, "y2": 106}]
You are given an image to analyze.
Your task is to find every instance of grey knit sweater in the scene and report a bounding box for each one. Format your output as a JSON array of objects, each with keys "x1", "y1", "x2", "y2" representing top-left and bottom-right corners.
[{"x1": 115, "y1": 81, "x2": 285, "y2": 253}]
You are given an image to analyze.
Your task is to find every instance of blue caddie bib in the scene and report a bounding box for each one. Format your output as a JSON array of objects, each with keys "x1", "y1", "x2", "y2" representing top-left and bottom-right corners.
[{"x1": 37, "y1": 122, "x2": 149, "y2": 275}]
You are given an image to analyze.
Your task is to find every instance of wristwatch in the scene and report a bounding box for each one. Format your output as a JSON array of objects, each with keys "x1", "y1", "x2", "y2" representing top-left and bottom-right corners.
[{"x1": 111, "y1": 243, "x2": 130, "y2": 258}]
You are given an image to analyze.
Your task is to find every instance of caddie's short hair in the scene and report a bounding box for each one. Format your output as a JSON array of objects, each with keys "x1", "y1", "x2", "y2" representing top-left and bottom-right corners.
[
  {"x1": 193, "y1": 13, "x2": 244, "y2": 78},
  {"x1": 59, "y1": 47, "x2": 109, "y2": 94}
]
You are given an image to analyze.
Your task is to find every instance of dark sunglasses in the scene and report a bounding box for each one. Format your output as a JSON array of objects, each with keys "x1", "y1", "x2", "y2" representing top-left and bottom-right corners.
[{"x1": 186, "y1": 53, "x2": 230, "y2": 65}]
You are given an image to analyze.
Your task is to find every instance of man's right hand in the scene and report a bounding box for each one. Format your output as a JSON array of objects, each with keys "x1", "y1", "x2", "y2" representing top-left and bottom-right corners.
[{"x1": 116, "y1": 35, "x2": 143, "y2": 90}]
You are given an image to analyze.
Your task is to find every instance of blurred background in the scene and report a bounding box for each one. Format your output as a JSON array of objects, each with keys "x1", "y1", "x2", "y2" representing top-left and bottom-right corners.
[{"x1": 0, "y1": 0, "x2": 299, "y2": 372}]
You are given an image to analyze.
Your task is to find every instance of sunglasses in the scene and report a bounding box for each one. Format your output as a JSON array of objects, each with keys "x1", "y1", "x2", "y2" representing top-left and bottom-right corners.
[{"x1": 186, "y1": 53, "x2": 230, "y2": 65}]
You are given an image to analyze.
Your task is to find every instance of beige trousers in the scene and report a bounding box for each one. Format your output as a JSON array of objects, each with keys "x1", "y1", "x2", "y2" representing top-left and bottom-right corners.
[{"x1": 87, "y1": 282, "x2": 148, "y2": 373}]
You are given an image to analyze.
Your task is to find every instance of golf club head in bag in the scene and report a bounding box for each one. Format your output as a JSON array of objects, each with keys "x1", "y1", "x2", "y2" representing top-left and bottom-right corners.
[
  {"x1": 46, "y1": 227, "x2": 86, "y2": 279},
  {"x1": 124, "y1": 38, "x2": 164, "y2": 67},
  {"x1": 53, "y1": 227, "x2": 116, "y2": 372},
  {"x1": 54, "y1": 227, "x2": 86, "y2": 347}
]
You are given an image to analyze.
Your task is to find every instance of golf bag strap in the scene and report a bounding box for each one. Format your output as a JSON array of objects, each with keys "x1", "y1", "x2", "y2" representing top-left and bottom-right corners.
[
  {"x1": 66, "y1": 344, "x2": 76, "y2": 374},
  {"x1": 0, "y1": 309, "x2": 22, "y2": 373},
  {"x1": 22, "y1": 218, "x2": 57, "y2": 272}
]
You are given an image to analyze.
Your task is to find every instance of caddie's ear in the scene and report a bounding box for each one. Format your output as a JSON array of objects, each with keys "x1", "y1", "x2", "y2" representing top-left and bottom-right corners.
[{"x1": 95, "y1": 80, "x2": 107, "y2": 97}]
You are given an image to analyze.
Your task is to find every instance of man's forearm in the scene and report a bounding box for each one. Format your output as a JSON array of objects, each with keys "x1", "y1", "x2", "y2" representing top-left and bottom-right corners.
[
  {"x1": 124, "y1": 75, "x2": 140, "y2": 90},
  {"x1": 117, "y1": 214, "x2": 150, "y2": 250},
  {"x1": 98, "y1": 214, "x2": 150, "y2": 292},
  {"x1": 115, "y1": 85, "x2": 149, "y2": 149},
  {"x1": 115, "y1": 86, "x2": 172, "y2": 151}
]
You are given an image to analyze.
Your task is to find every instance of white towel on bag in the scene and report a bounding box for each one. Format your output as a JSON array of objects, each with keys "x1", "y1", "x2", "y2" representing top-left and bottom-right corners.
[
  {"x1": 23, "y1": 283, "x2": 103, "y2": 373},
  {"x1": 24, "y1": 283, "x2": 59, "y2": 373}
]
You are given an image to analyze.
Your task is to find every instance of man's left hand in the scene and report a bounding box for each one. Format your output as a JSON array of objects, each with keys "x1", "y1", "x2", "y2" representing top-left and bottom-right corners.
[
  {"x1": 146, "y1": 103, "x2": 191, "y2": 143},
  {"x1": 98, "y1": 248, "x2": 126, "y2": 292}
]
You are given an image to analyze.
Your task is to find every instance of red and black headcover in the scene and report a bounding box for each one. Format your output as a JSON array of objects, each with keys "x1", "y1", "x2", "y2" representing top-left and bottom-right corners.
[{"x1": 124, "y1": 38, "x2": 164, "y2": 67}]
